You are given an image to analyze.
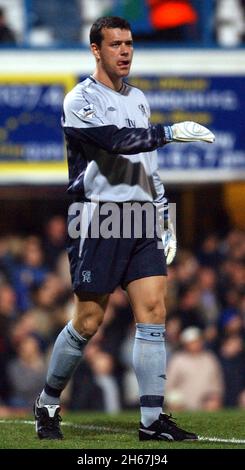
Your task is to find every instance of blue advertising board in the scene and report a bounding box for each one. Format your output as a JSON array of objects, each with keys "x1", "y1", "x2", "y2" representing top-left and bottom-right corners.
[
  {"x1": 0, "y1": 74, "x2": 244, "y2": 183},
  {"x1": 0, "y1": 75, "x2": 75, "y2": 182},
  {"x1": 129, "y1": 76, "x2": 245, "y2": 174}
]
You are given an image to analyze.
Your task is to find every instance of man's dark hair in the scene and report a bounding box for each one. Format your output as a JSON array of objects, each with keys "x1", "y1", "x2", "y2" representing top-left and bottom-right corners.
[{"x1": 90, "y1": 16, "x2": 132, "y2": 46}]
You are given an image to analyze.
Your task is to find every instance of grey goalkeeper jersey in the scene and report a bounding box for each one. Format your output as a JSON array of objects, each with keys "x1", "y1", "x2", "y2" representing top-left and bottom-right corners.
[{"x1": 62, "y1": 76, "x2": 167, "y2": 204}]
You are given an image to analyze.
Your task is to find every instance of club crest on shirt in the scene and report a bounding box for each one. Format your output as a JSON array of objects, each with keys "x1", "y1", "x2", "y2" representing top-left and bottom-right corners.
[{"x1": 138, "y1": 104, "x2": 147, "y2": 116}]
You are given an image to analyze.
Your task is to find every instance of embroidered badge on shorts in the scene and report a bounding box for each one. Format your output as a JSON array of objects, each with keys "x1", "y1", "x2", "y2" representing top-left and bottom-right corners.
[{"x1": 81, "y1": 270, "x2": 92, "y2": 283}]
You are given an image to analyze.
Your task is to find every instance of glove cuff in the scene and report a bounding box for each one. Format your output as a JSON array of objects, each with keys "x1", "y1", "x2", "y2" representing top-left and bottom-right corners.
[{"x1": 163, "y1": 125, "x2": 173, "y2": 143}]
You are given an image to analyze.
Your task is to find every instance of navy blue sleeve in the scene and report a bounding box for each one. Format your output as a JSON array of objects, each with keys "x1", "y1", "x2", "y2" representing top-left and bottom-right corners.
[{"x1": 64, "y1": 124, "x2": 168, "y2": 155}]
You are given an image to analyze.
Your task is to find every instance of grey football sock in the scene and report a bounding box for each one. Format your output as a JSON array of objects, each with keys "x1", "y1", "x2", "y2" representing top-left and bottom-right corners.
[
  {"x1": 133, "y1": 323, "x2": 166, "y2": 427},
  {"x1": 39, "y1": 320, "x2": 87, "y2": 406}
]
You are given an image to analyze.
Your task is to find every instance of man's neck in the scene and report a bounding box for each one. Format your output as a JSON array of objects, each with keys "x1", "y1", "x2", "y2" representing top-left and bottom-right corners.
[{"x1": 92, "y1": 70, "x2": 123, "y2": 92}]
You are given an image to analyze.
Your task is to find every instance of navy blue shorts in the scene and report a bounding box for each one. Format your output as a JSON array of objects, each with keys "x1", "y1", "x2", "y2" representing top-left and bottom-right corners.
[{"x1": 67, "y1": 201, "x2": 167, "y2": 295}]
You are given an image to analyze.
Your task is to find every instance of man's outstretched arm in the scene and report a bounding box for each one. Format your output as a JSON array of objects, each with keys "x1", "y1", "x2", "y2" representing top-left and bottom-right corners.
[
  {"x1": 64, "y1": 121, "x2": 215, "y2": 155},
  {"x1": 64, "y1": 124, "x2": 166, "y2": 154}
]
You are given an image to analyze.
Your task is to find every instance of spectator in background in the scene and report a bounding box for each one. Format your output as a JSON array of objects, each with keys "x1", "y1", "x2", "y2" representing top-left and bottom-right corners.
[
  {"x1": 219, "y1": 335, "x2": 245, "y2": 407},
  {"x1": 0, "y1": 7, "x2": 16, "y2": 44},
  {"x1": 174, "y1": 284, "x2": 206, "y2": 331},
  {"x1": 165, "y1": 315, "x2": 182, "y2": 358},
  {"x1": 166, "y1": 327, "x2": 224, "y2": 411},
  {"x1": 215, "y1": 0, "x2": 245, "y2": 46},
  {"x1": 13, "y1": 236, "x2": 49, "y2": 312},
  {"x1": 0, "y1": 282, "x2": 17, "y2": 320},
  {"x1": 198, "y1": 234, "x2": 222, "y2": 269},
  {"x1": 147, "y1": 0, "x2": 198, "y2": 41},
  {"x1": 198, "y1": 267, "x2": 220, "y2": 325},
  {"x1": 7, "y1": 335, "x2": 46, "y2": 410},
  {"x1": 0, "y1": 237, "x2": 15, "y2": 284},
  {"x1": 43, "y1": 216, "x2": 67, "y2": 270},
  {"x1": 0, "y1": 283, "x2": 16, "y2": 403}
]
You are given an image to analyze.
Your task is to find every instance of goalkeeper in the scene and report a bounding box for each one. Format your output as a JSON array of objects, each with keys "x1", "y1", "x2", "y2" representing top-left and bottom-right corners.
[{"x1": 34, "y1": 16, "x2": 214, "y2": 441}]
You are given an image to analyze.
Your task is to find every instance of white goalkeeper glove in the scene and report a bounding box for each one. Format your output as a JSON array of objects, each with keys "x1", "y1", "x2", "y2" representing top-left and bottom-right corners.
[
  {"x1": 156, "y1": 201, "x2": 177, "y2": 265},
  {"x1": 164, "y1": 121, "x2": 215, "y2": 143},
  {"x1": 162, "y1": 222, "x2": 177, "y2": 265}
]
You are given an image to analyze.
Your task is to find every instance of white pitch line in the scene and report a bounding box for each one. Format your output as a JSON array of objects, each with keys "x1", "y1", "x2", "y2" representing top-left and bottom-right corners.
[
  {"x1": 0, "y1": 419, "x2": 245, "y2": 445},
  {"x1": 198, "y1": 436, "x2": 245, "y2": 445}
]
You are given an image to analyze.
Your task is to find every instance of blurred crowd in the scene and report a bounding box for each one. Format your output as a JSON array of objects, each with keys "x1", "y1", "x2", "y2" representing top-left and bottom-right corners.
[
  {"x1": 0, "y1": 0, "x2": 245, "y2": 47},
  {"x1": 0, "y1": 215, "x2": 245, "y2": 416}
]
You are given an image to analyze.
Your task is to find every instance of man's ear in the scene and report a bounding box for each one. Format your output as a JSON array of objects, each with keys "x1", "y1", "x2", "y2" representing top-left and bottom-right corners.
[{"x1": 91, "y1": 43, "x2": 100, "y2": 61}]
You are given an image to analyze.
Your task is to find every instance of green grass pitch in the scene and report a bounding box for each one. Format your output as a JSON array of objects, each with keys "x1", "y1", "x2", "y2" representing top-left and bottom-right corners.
[{"x1": 0, "y1": 410, "x2": 245, "y2": 449}]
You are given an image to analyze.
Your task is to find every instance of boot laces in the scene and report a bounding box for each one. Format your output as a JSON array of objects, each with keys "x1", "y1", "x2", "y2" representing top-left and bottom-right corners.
[
  {"x1": 41, "y1": 412, "x2": 62, "y2": 431},
  {"x1": 160, "y1": 413, "x2": 178, "y2": 429}
]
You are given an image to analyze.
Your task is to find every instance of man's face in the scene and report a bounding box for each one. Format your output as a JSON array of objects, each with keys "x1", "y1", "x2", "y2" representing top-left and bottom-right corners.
[{"x1": 92, "y1": 27, "x2": 133, "y2": 79}]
